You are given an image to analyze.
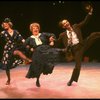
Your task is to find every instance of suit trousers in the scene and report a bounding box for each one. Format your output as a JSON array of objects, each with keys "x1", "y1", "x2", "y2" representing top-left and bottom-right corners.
[{"x1": 68, "y1": 32, "x2": 100, "y2": 83}]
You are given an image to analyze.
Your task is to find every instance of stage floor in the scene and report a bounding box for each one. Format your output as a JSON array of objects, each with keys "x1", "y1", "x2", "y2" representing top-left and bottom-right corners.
[{"x1": 0, "y1": 62, "x2": 100, "y2": 99}]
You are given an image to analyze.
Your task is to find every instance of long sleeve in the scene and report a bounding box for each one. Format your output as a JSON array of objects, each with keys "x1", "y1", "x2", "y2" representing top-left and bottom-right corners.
[
  {"x1": 77, "y1": 13, "x2": 92, "y2": 28},
  {"x1": 42, "y1": 32, "x2": 56, "y2": 39},
  {"x1": 55, "y1": 32, "x2": 66, "y2": 48},
  {"x1": 15, "y1": 30, "x2": 25, "y2": 43}
]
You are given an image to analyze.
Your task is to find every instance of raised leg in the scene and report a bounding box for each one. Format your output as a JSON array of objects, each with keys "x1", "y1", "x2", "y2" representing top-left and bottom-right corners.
[
  {"x1": 13, "y1": 50, "x2": 32, "y2": 63},
  {"x1": 84, "y1": 32, "x2": 100, "y2": 51}
]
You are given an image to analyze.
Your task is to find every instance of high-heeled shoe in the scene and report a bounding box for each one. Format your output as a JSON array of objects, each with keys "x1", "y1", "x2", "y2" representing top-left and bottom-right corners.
[
  {"x1": 25, "y1": 58, "x2": 32, "y2": 63},
  {"x1": 6, "y1": 80, "x2": 10, "y2": 85}
]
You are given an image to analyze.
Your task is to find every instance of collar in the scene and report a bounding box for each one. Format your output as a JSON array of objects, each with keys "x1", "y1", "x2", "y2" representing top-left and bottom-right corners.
[{"x1": 31, "y1": 33, "x2": 41, "y2": 38}]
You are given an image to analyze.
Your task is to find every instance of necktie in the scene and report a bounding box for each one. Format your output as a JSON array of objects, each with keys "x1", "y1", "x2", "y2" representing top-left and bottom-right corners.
[{"x1": 68, "y1": 31, "x2": 72, "y2": 46}]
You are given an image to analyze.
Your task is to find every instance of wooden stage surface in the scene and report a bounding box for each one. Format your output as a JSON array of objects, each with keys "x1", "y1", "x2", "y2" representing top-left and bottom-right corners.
[{"x1": 0, "y1": 62, "x2": 100, "y2": 99}]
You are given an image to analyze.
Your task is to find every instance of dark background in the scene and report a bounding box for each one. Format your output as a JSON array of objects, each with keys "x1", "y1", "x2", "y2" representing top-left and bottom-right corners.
[{"x1": 0, "y1": 1, "x2": 100, "y2": 62}]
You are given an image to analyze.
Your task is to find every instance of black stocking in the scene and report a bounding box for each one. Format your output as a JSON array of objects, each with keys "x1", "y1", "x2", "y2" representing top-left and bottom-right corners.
[{"x1": 5, "y1": 69, "x2": 10, "y2": 85}]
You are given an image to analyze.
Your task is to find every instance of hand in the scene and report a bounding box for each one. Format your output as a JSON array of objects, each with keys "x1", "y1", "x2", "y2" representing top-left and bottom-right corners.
[
  {"x1": 49, "y1": 42, "x2": 54, "y2": 46},
  {"x1": 30, "y1": 48, "x2": 34, "y2": 52},
  {"x1": 49, "y1": 36, "x2": 55, "y2": 42},
  {"x1": 88, "y1": 6, "x2": 93, "y2": 15},
  {"x1": 22, "y1": 39, "x2": 25, "y2": 43}
]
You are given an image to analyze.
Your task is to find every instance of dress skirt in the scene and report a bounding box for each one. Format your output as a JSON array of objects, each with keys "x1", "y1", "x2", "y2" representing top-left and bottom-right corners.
[{"x1": 26, "y1": 45, "x2": 60, "y2": 78}]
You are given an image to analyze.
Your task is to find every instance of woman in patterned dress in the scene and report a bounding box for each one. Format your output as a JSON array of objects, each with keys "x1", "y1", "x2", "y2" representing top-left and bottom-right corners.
[
  {"x1": 25, "y1": 22, "x2": 66, "y2": 87},
  {"x1": 0, "y1": 18, "x2": 32, "y2": 85}
]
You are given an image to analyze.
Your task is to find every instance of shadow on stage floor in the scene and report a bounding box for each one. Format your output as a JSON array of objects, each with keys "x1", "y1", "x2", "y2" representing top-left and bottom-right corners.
[{"x1": 0, "y1": 62, "x2": 100, "y2": 99}]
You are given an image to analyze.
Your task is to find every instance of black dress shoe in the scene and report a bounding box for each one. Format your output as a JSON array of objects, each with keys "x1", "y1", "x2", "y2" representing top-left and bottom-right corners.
[
  {"x1": 67, "y1": 81, "x2": 72, "y2": 86},
  {"x1": 36, "y1": 81, "x2": 41, "y2": 87}
]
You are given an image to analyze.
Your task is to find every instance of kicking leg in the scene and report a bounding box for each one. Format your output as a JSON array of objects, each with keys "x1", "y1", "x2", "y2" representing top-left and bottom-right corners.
[
  {"x1": 84, "y1": 32, "x2": 100, "y2": 51},
  {"x1": 13, "y1": 50, "x2": 32, "y2": 63}
]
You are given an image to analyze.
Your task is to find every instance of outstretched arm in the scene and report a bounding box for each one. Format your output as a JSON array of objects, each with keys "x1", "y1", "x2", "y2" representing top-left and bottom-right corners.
[
  {"x1": 42, "y1": 32, "x2": 56, "y2": 46},
  {"x1": 78, "y1": 6, "x2": 93, "y2": 28}
]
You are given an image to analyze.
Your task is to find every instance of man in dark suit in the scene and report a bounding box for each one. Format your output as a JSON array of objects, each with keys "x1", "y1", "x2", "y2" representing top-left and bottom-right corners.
[{"x1": 56, "y1": 6, "x2": 100, "y2": 86}]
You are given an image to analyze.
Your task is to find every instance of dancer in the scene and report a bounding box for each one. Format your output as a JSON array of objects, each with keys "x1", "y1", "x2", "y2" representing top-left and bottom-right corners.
[
  {"x1": 0, "y1": 18, "x2": 32, "y2": 85},
  {"x1": 25, "y1": 22, "x2": 65, "y2": 87},
  {"x1": 56, "y1": 6, "x2": 100, "y2": 86}
]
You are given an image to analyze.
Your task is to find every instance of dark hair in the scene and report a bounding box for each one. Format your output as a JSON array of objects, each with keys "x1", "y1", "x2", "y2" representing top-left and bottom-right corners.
[{"x1": 59, "y1": 20, "x2": 63, "y2": 28}]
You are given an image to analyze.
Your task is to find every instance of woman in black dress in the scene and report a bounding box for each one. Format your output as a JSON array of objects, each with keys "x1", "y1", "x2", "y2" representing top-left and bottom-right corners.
[
  {"x1": 25, "y1": 22, "x2": 65, "y2": 87},
  {"x1": 0, "y1": 18, "x2": 32, "y2": 85}
]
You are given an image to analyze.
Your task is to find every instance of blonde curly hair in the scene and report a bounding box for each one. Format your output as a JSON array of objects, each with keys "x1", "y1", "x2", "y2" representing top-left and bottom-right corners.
[{"x1": 30, "y1": 23, "x2": 40, "y2": 32}]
